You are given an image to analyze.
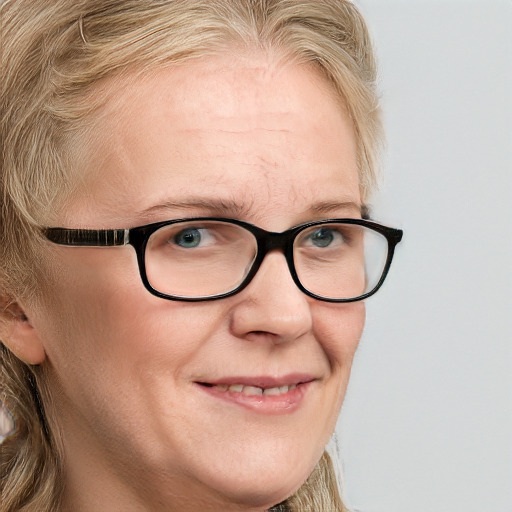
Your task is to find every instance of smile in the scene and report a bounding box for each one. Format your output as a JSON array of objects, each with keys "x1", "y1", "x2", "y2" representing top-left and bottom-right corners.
[
  {"x1": 204, "y1": 383, "x2": 297, "y2": 396},
  {"x1": 195, "y1": 376, "x2": 316, "y2": 414}
]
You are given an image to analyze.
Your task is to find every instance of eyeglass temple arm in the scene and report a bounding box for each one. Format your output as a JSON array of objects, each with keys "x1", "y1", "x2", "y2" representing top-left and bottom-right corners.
[{"x1": 43, "y1": 228, "x2": 130, "y2": 246}]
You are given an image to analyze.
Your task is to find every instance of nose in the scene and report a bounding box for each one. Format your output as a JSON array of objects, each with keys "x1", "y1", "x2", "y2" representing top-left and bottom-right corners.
[{"x1": 229, "y1": 251, "x2": 313, "y2": 343}]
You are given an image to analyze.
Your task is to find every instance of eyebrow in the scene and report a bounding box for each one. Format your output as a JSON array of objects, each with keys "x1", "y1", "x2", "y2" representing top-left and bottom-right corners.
[
  {"x1": 137, "y1": 198, "x2": 255, "y2": 219},
  {"x1": 310, "y1": 201, "x2": 370, "y2": 219},
  {"x1": 137, "y1": 198, "x2": 369, "y2": 221}
]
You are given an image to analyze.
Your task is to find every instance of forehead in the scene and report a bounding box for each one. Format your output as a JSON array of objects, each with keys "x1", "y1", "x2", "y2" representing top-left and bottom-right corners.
[{"x1": 64, "y1": 52, "x2": 360, "y2": 228}]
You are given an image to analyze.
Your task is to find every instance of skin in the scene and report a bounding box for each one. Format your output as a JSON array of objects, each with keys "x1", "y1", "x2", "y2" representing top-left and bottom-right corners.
[{"x1": 8, "y1": 52, "x2": 365, "y2": 511}]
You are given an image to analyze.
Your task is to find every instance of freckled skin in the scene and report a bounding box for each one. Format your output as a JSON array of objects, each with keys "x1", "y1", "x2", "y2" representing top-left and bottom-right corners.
[{"x1": 29, "y1": 53, "x2": 365, "y2": 512}]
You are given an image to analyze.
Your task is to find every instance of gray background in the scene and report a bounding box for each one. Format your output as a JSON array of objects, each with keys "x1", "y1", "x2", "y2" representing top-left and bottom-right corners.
[{"x1": 336, "y1": 1, "x2": 512, "y2": 511}]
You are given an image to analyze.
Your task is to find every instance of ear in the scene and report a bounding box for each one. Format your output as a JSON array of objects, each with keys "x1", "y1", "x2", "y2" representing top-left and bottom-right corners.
[{"x1": 0, "y1": 299, "x2": 46, "y2": 365}]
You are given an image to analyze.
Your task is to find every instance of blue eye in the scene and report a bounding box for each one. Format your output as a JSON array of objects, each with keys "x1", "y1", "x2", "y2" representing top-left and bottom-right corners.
[
  {"x1": 309, "y1": 228, "x2": 335, "y2": 248},
  {"x1": 174, "y1": 228, "x2": 202, "y2": 248}
]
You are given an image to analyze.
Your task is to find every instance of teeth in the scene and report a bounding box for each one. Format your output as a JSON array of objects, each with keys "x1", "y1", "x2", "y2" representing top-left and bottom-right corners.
[
  {"x1": 211, "y1": 384, "x2": 297, "y2": 396},
  {"x1": 242, "y1": 386, "x2": 263, "y2": 396},
  {"x1": 263, "y1": 386, "x2": 286, "y2": 396}
]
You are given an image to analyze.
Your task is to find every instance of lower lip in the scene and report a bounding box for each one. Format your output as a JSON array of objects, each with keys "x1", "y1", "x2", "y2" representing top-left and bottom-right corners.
[{"x1": 196, "y1": 382, "x2": 313, "y2": 415}]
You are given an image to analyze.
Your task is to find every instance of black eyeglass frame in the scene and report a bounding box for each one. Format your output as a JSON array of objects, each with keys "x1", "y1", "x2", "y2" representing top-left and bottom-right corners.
[{"x1": 43, "y1": 217, "x2": 403, "y2": 303}]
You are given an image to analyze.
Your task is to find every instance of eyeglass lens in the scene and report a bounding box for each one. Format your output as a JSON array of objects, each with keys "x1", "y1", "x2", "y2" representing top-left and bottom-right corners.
[{"x1": 144, "y1": 220, "x2": 389, "y2": 300}]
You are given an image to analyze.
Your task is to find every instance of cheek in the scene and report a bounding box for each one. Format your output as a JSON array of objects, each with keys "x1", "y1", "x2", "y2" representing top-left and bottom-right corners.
[
  {"x1": 312, "y1": 301, "x2": 366, "y2": 371},
  {"x1": 305, "y1": 301, "x2": 366, "y2": 446},
  {"x1": 33, "y1": 249, "x2": 151, "y2": 390},
  {"x1": 33, "y1": 250, "x2": 231, "y2": 443},
  {"x1": 35, "y1": 246, "x2": 228, "y2": 384}
]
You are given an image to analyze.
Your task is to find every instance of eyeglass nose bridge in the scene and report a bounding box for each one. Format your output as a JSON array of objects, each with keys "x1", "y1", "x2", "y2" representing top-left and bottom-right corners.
[
  {"x1": 258, "y1": 229, "x2": 294, "y2": 253},
  {"x1": 246, "y1": 229, "x2": 300, "y2": 290}
]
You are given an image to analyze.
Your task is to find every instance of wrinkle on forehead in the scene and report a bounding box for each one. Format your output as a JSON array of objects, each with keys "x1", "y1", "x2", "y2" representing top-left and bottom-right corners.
[{"x1": 59, "y1": 51, "x2": 359, "y2": 228}]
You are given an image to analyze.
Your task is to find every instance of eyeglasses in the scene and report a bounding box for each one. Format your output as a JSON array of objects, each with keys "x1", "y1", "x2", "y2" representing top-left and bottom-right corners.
[{"x1": 43, "y1": 217, "x2": 403, "y2": 302}]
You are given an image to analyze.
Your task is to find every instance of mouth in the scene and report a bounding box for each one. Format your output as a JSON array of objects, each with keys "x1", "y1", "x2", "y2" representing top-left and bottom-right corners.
[
  {"x1": 199, "y1": 382, "x2": 299, "y2": 396},
  {"x1": 195, "y1": 376, "x2": 316, "y2": 414}
]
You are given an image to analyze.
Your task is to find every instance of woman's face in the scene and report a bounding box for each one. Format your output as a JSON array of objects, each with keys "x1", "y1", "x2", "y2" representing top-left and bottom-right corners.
[{"x1": 30, "y1": 53, "x2": 365, "y2": 511}]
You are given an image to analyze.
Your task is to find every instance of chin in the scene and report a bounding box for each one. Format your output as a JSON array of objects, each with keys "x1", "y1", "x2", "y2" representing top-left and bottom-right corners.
[
  {"x1": 215, "y1": 480, "x2": 302, "y2": 511},
  {"x1": 196, "y1": 449, "x2": 319, "y2": 510}
]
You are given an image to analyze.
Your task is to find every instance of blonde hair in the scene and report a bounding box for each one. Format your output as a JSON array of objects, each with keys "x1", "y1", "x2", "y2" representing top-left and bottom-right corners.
[{"x1": 1, "y1": 1, "x2": 381, "y2": 510}]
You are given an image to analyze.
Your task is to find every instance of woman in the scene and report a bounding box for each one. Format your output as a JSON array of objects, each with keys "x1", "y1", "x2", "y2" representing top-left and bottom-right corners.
[{"x1": 0, "y1": 1, "x2": 402, "y2": 511}]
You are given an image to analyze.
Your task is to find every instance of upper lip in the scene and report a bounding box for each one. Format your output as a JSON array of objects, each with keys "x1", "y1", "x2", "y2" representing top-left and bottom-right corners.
[{"x1": 196, "y1": 374, "x2": 318, "y2": 389}]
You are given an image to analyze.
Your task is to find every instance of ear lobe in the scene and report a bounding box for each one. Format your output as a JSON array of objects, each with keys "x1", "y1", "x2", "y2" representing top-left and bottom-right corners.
[{"x1": 0, "y1": 300, "x2": 46, "y2": 365}]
